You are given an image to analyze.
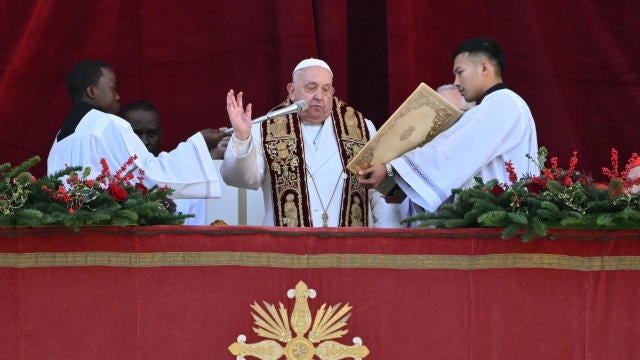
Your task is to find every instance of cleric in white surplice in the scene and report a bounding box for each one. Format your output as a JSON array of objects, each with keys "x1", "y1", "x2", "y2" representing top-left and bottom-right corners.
[
  {"x1": 48, "y1": 60, "x2": 224, "y2": 199},
  {"x1": 359, "y1": 38, "x2": 539, "y2": 216}
]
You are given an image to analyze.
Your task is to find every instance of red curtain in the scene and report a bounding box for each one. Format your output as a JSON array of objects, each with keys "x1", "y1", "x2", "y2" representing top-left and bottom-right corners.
[{"x1": 0, "y1": 1, "x2": 638, "y2": 178}]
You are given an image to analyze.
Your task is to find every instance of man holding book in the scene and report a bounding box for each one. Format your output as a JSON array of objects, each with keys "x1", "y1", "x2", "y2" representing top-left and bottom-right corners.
[{"x1": 358, "y1": 38, "x2": 539, "y2": 217}]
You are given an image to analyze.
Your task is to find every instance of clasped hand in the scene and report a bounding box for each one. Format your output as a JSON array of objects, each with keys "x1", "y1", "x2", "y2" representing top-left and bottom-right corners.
[
  {"x1": 200, "y1": 128, "x2": 227, "y2": 153},
  {"x1": 358, "y1": 163, "x2": 406, "y2": 203},
  {"x1": 358, "y1": 163, "x2": 387, "y2": 188}
]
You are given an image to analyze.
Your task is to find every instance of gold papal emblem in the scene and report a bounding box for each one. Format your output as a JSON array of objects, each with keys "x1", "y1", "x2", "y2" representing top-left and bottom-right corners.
[{"x1": 228, "y1": 281, "x2": 370, "y2": 360}]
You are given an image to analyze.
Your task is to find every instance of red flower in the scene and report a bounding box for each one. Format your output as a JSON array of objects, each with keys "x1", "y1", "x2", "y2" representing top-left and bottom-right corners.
[
  {"x1": 490, "y1": 184, "x2": 504, "y2": 196},
  {"x1": 135, "y1": 183, "x2": 148, "y2": 195},
  {"x1": 107, "y1": 184, "x2": 128, "y2": 202},
  {"x1": 137, "y1": 169, "x2": 146, "y2": 184},
  {"x1": 532, "y1": 176, "x2": 547, "y2": 186},
  {"x1": 526, "y1": 182, "x2": 543, "y2": 195},
  {"x1": 594, "y1": 182, "x2": 608, "y2": 190},
  {"x1": 602, "y1": 148, "x2": 620, "y2": 180},
  {"x1": 505, "y1": 160, "x2": 518, "y2": 183},
  {"x1": 100, "y1": 158, "x2": 110, "y2": 176},
  {"x1": 563, "y1": 151, "x2": 578, "y2": 187},
  {"x1": 611, "y1": 148, "x2": 619, "y2": 177}
]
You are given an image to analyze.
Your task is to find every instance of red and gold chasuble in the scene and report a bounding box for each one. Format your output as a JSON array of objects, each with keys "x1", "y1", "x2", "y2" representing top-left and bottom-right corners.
[{"x1": 261, "y1": 97, "x2": 370, "y2": 227}]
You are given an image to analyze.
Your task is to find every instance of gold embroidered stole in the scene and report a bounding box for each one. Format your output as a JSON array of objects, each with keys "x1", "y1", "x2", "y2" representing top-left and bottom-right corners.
[{"x1": 261, "y1": 97, "x2": 370, "y2": 227}]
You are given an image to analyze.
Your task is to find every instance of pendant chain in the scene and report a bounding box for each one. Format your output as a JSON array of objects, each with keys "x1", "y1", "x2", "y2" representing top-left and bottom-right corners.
[
  {"x1": 306, "y1": 166, "x2": 343, "y2": 227},
  {"x1": 312, "y1": 121, "x2": 325, "y2": 147}
]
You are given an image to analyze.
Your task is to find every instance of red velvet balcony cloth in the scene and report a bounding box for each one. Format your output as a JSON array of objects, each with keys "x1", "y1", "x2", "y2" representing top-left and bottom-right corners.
[{"x1": 1, "y1": 226, "x2": 639, "y2": 359}]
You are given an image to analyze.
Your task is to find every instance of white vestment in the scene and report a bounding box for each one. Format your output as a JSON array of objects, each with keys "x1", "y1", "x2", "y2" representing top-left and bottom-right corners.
[
  {"x1": 221, "y1": 116, "x2": 402, "y2": 227},
  {"x1": 174, "y1": 199, "x2": 207, "y2": 225},
  {"x1": 48, "y1": 109, "x2": 221, "y2": 199},
  {"x1": 391, "y1": 88, "x2": 539, "y2": 213}
]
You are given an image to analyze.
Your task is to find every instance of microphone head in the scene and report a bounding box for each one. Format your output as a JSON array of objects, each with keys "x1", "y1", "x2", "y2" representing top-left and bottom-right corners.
[{"x1": 294, "y1": 100, "x2": 308, "y2": 112}]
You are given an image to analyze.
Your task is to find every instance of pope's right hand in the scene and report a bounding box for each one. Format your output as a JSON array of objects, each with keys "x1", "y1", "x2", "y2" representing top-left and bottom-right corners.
[{"x1": 226, "y1": 89, "x2": 252, "y2": 141}]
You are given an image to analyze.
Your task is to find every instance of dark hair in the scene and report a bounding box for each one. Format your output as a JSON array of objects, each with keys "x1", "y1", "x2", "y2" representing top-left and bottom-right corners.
[
  {"x1": 120, "y1": 100, "x2": 160, "y2": 119},
  {"x1": 66, "y1": 60, "x2": 112, "y2": 104},
  {"x1": 452, "y1": 37, "x2": 505, "y2": 76}
]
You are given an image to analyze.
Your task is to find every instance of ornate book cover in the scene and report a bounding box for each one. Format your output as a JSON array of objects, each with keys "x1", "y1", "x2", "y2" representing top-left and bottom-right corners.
[{"x1": 346, "y1": 82, "x2": 463, "y2": 174}]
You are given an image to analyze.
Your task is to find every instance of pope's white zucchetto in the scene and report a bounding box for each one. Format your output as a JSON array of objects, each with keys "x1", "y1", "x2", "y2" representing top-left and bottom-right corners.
[{"x1": 292, "y1": 58, "x2": 333, "y2": 77}]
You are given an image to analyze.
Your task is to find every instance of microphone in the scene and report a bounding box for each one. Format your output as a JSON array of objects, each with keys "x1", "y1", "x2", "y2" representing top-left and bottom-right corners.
[{"x1": 224, "y1": 100, "x2": 308, "y2": 135}]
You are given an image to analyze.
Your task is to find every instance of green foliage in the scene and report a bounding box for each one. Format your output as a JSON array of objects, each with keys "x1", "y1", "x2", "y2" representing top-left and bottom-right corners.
[
  {"x1": 507, "y1": 212, "x2": 529, "y2": 225},
  {"x1": 501, "y1": 224, "x2": 522, "y2": 240},
  {"x1": 409, "y1": 147, "x2": 640, "y2": 241},
  {"x1": 0, "y1": 156, "x2": 39, "y2": 216},
  {"x1": 0, "y1": 156, "x2": 191, "y2": 229},
  {"x1": 477, "y1": 210, "x2": 508, "y2": 226}
]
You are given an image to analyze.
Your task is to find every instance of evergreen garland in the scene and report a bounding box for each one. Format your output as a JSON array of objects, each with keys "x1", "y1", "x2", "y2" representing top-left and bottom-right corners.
[
  {"x1": 404, "y1": 147, "x2": 640, "y2": 242},
  {"x1": 0, "y1": 156, "x2": 191, "y2": 229}
]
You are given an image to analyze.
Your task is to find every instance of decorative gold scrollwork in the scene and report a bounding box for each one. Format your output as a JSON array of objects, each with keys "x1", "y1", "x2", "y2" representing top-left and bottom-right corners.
[{"x1": 228, "y1": 281, "x2": 369, "y2": 360}]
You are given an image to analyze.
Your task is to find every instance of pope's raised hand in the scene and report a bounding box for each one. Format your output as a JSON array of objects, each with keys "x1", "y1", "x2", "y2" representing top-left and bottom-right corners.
[{"x1": 226, "y1": 89, "x2": 252, "y2": 141}]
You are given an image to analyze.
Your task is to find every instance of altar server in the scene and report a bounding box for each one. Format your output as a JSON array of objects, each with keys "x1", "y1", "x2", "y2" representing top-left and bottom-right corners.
[
  {"x1": 359, "y1": 38, "x2": 539, "y2": 215},
  {"x1": 48, "y1": 60, "x2": 224, "y2": 199}
]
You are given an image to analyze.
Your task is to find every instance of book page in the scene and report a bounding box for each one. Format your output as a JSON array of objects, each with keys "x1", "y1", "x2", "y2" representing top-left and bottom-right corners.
[{"x1": 347, "y1": 83, "x2": 463, "y2": 174}]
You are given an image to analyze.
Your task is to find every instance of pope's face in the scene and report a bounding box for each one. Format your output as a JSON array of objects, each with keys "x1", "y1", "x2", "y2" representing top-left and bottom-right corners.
[
  {"x1": 287, "y1": 66, "x2": 335, "y2": 125},
  {"x1": 452, "y1": 52, "x2": 485, "y2": 103}
]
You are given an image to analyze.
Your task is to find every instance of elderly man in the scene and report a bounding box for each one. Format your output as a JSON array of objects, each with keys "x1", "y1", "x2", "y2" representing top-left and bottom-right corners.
[
  {"x1": 437, "y1": 84, "x2": 476, "y2": 111},
  {"x1": 221, "y1": 58, "x2": 401, "y2": 227},
  {"x1": 359, "y1": 38, "x2": 539, "y2": 216}
]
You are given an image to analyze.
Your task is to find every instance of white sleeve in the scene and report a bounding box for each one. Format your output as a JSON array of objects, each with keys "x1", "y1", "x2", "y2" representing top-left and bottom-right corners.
[
  {"x1": 48, "y1": 111, "x2": 221, "y2": 199},
  {"x1": 140, "y1": 132, "x2": 221, "y2": 198},
  {"x1": 391, "y1": 92, "x2": 533, "y2": 212},
  {"x1": 363, "y1": 119, "x2": 402, "y2": 227},
  {"x1": 220, "y1": 125, "x2": 265, "y2": 190}
]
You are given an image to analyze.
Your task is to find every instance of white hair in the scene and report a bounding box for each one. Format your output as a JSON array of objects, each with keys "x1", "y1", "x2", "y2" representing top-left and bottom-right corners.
[{"x1": 436, "y1": 83, "x2": 476, "y2": 111}]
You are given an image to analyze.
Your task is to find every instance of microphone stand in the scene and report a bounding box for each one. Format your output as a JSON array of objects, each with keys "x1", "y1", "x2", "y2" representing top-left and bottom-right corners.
[
  {"x1": 223, "y1": 100, "x2": 308, "y2": 135},
  {"x1": 223, "y1": 113, "x2": 277, "y2": 135}
]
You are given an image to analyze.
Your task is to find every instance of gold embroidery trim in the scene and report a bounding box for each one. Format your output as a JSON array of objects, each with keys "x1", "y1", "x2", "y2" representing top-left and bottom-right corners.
[
  {"x1": 263, "y1": 110, "x2": 309, "y2": 227},
  {"x1": 331, "y1": 98, "x2": 370, "y2": 227},
  {"x1": 1, "y1": 252, "x2": 639, "y2": 271}
]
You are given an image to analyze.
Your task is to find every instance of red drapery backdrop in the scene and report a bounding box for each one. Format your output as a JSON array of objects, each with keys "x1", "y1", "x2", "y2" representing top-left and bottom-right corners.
[{"x1": 0, "y1": 1, "x2": 638, "y2": 177}]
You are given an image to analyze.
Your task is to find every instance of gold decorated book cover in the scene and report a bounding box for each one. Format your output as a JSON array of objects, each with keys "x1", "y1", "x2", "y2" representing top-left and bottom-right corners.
[{"x1": 347, "y1": 83, "x2": 463, "y2": 174}]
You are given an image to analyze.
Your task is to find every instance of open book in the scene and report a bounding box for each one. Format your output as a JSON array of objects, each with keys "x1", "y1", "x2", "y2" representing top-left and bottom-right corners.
[{"x1": 346, "y1": 82, "x2": 463, "y2": 174}]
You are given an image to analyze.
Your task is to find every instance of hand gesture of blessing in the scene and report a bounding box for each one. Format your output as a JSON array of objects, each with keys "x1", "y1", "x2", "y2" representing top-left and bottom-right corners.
[{"x1": 226, "y1": 89, "x2": 253, "y2": 141}]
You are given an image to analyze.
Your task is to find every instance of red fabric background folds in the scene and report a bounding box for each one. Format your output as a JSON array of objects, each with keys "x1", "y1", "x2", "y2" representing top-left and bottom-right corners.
[{"x1": 0, "y1": 1, "x2": 638, "y2": 178}]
